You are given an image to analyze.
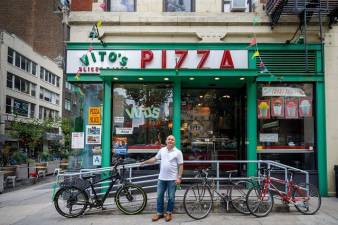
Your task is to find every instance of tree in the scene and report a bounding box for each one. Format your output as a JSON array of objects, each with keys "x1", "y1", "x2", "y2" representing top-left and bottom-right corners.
[{"x1": 60, "y1": 117, "x2": 72, "y2": 158}]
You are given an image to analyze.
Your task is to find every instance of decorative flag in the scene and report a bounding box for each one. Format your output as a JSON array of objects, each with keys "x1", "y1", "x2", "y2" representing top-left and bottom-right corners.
[
  {"x1": 75, "y1": 71, "x2": 80, "y2": 80},
  {"x1": 260, "y1": 61, "x2": 265, "y2": 68},
  {"x1": 97, "y1": 20, "x2": 102, "y2": 28},
  {"x1": 253, "y1": 15, "x2": 261, "y2": 26},
  {"x1": 249, "y1": 37, "x2": 257, "y2": 47},
  {"x1": 252, "y1": 50, "x2": 260, "y2": 59},
  {"x1": 99, "y1": 2, "x2": 106, "y2": 10},
  {"x1": 88, "y1": 45, "x2": 93, "y2": 52}
]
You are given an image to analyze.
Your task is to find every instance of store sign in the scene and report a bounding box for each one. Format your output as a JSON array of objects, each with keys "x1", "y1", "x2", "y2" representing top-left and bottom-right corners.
[
  {"x1": 259, "y1": 133, "x2": 279, "y2": 143},
  {"x1": 88, "y1": 107, "x2": 101, "y2": 125},
  {"x1": 66, "y1": 49, "x2": 248, "y2": 73},
  {"x1": 125, "y1": 106, "x2": 160, "y2": 119},
  {"x1": 116, "y1": 128, "x2": 133, "y2": 135},
  {"x1": 262, "y1": 87, "x2": 306, "y2": 97}
]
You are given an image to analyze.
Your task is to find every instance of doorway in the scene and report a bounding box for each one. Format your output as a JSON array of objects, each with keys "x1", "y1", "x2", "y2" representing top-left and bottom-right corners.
[{"x1": 180, "y1": 88, "x2": 246, "y2": 173}]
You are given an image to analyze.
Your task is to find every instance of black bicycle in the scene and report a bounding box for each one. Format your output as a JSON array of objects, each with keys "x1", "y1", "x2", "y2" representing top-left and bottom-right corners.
[
  {"x1": 183, "y1": 169, "x2": 253, "y2": 220},
  {"x1": 53, "y1": 158, "x2": 147, "y2": 218}
]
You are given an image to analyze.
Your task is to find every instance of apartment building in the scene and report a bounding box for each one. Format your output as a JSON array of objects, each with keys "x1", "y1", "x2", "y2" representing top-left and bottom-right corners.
[
  {"x1": 65, "y1": 0, "x2": 338, "y2": 196},
  {"x1": 0, "y1": 31, "x2": 63, "y2": 149}
]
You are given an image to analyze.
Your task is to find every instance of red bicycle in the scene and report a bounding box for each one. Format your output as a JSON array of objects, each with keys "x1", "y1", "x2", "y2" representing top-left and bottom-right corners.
[{"x1": 246, "y1": 168, "x2": 321, "y2": 217}]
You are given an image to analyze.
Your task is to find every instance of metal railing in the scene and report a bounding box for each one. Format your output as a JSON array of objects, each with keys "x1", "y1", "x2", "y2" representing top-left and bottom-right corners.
[{"x1": 56, "y1": 160, "x2": 310, "y2": 198}]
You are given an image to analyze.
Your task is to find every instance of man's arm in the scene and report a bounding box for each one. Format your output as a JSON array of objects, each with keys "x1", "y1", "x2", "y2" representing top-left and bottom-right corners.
[
  {"x1": 141, "y1": 157, "x2": 157, "y2": 165},
  {"x1": 176, "y1": 164, "x2": 184, "y2": 184}
]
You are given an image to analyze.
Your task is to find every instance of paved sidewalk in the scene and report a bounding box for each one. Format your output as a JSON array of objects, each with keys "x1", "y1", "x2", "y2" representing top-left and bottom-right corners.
[{"x1": 0, "y1": 180, "x2": 338, "y2": 225}]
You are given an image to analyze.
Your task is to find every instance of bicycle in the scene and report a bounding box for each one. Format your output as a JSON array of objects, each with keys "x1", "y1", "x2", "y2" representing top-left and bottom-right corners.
[
  {"x1": 53, "y1": 158, "x2": 147, "y2": 218},
  {"x1": 246, "y1": 168, "x2": 321, "y2": 217},
  {"x1": 183, "y1": 168, "x2": 254, "y2": 220}
]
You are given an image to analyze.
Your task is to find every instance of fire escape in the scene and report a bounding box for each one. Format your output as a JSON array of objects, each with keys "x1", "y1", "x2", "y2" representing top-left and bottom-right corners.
[{"x1": 266, "y1": 0, "x2": 338, "y2": 71}]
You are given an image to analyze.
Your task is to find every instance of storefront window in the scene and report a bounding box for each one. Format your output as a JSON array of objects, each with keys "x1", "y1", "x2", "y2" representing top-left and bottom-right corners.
[
  {"x1": 112, "y1": 84, "x2": 173, "y2": 162},
  {"x1": 257, "y1": 83, "x2": 316, "y2": 170}
]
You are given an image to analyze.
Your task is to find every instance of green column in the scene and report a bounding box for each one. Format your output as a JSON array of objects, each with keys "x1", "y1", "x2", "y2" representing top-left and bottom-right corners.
[
  {"x1": 173, "y1": 78, "x2": 181, "y2": 149},
  {"x1": 246, "y1": 78, "x2": 257, "y2": 177},
  {"x1": 102, "y1": 81, "x2": 112, "y2": 168},
  {"x1": 316, "y1": 81, "x2": 327, "y2": 196}
]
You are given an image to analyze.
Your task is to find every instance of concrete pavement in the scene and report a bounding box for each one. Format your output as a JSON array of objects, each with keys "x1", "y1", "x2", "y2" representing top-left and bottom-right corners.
[{"x1": 1, "y1": 178, "x2": 338, "y2": 225}]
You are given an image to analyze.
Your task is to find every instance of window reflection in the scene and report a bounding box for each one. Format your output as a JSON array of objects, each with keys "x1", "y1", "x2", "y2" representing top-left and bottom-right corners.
[
  {"x1": 165, "y1": 0, "x2": 193, "y2": 12},
  {"x1": 110, "y1": 0, "x2": 135, "y2": 12}
]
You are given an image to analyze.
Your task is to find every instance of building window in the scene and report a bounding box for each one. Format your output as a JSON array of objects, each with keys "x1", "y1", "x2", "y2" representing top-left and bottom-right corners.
[
  {"x1": 110, "y1": 0, "x2": 135, "y2": 12},
  {"x1": 7, "y1": 47, "x2": 14, "y2": 64},
  {"x1": 164, "y1": 0, "x2": 194, "y2": 12},
  {"x1": 65, "y1": 81, "x2": 72, "y2": 90},
  {"x1": 65, "y1": 99, "x2": 71, "y2": 111},
  {"x1": 7, "y1": 73, "x2": 13, "y2": 88},
  {"x1": 32, "y1": 62, "x2": 37, "y2": 76},
  {"x1": 15, "y1": 53, "x2": 21, "y2": 67},
  {"x1": 40, "y1": 87, "x2": 59, "y2": 105},
  {"x1": 12, "y1": 75, "x2": 32, "y2": 95},
  {"x1": 256, "y1": 83, "x2": 316, "y2": 170},
  {"x1": 112, "y1": 83, "x2": 173, "y2": 162},
  {"x1": 31, "y1": 84, "x2": 36, "y2": 97},
  {"x1": 30, "y1": 104, "x2": 35, "y2": 118},
  {"x1": 13, "y1": 98, "x2": 29, "y2": 117},
  {"x1": 6, "y1": 96, "x2": 12, "y2": 114}
]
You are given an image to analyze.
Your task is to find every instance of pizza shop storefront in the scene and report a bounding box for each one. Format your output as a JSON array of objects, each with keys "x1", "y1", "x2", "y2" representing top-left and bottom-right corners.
[{"x1": 66, "y1": 43, "x2": 327, "y2": 195}]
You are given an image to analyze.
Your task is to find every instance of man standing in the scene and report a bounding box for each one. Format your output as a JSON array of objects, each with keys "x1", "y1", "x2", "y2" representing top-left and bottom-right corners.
[{"x1": 141, "y1": 135, "x2": 184, "y2": 222}]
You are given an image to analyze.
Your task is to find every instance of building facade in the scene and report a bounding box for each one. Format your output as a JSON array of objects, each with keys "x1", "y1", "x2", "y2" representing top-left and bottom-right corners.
[
  {"x1": 65, "y1": 0, "x2": 338, "y2": 196},
  {"x1": 0, "y1": 31, "x2": 63, "y2": 150}
]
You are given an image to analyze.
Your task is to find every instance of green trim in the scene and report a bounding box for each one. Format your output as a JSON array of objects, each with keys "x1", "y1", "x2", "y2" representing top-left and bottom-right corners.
[
  {"x1": 246, "y1": 78, "x2": 257, "y2": 177},
  {"x1": 67, "y1": 73, "x2": 102, "y2": 82},
  {"x1": 316, "y1": 50, "x2": 324, "y2": 74},
  {"x1": 173, "y1": 79, "x2": 181, "y2": 149},
  {"x1": 67, "y1": 42, "x2": 322, "y2": 51},
  {"x1": 102, "y1": 81, "x2": 112, "y2": 168},
  {"x1": 256, "y1": 75, "x2": 324, "y2": 82},
  {"x1": 316, "y1": 82, "x2": 327, "y2": 196}
]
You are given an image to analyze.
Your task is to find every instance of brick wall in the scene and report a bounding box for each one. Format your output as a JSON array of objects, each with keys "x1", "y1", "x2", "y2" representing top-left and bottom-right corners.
[{"x1": 71, "y1": 0, "x2": 93, "y2": 11}]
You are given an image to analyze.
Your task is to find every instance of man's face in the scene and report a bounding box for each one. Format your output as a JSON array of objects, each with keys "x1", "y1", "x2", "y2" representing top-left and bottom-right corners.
[{"x1": 166, "y1": 136, "x2": 175, "y2": 148}]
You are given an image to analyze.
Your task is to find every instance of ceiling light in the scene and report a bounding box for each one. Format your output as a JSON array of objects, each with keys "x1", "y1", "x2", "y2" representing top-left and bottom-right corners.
[
  {"x1": 199, "y1": 95, "x2": 203, "y2": 98},
  {"x1": 164, "y1": 77, "x2": 169, "y2": 81},
  {"x1": 214, "y1": 77, "x2": 220, "y2": 80},
  {"x1": 240, "y1": 77, "x2": 245, "y2": 80},
  {"x1": 138, "y1": 77, "x2": 144, "y2": 80},
  {"x1": 198, "y1": 103, "x2": 202, "y2": 106},
  {"x1": 189, "y1": 77, "x2": 195, "y2": 80},
  {"x1": 113, "y1": 77, "x2": 119, "y2": 80}
]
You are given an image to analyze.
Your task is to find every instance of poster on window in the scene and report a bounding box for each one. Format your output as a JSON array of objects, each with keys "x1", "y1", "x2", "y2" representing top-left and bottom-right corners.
[
  {"x1": 257, "y1": 100, "x2": 270, "y2": 119},
  {"x1": 299, "y1": 98, "x2": 312, "y2": 117},
  {"x1": 86, "y1": 125, "x2": 102, "y2": 144},
  {"x1": 271, "y1": 97, "x2": 284, "y2": 118},
  {"x1": 113, "y1": 137, "x2": 128, "y2": 156},
  {"x1": 285, "y1": 98, "x2": 299, "y2": 119},
  {"x1": 71, "y1": 132, "x2": 84, "y2": 149}
]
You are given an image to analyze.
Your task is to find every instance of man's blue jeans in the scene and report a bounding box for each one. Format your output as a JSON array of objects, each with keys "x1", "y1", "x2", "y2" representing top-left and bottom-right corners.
[{"x1": 156, "y1": 179, "x2": 176, "y2": 214}]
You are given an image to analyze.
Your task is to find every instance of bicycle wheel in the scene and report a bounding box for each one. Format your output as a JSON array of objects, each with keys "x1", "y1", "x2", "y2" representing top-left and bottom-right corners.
[
  {"x1": 54, "y1": 186, "x2": 88, "y2": 218},
  {"x1": 115, "y1": 183, "x2": 147, "y2": 215},
  {"x1": 230, "y1": 180, "x2": 252, "y2": 215},
  {"x1": 246, "y1": 186, "x2": 274, "y2": 217},
  {"x1": 183, "y1": 183, "x2": 213, "y2": 220},
  {"x1": 293, "y1": 182, "x2": 321, "y2": 215}
]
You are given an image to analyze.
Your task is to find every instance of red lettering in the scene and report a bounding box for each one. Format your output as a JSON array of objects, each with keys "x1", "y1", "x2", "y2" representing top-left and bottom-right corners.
[
  {"x1": 78, "y1": 67, "x2": 82, "y2": 72},
  {"x1": 141, "y1": 50, "x2": 153, "y2": 68},
  {"x1": 220, "y1": 50, "x2": 234, "y2": 69},
  {"x1": 197, "y1": 50, "x2": 210, "y2": 69},
  {"x1": 175, "y1": 50, "x2": 188, "y2": 69},
  {"x1": 162, "y1": 50, "x2": 167, "y2": 69}
]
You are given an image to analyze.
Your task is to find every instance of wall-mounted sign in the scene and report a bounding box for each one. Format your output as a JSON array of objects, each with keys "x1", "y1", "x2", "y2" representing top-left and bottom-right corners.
[
  {"x1": 299, "y1": 98, "x2": 312, "y2": 117},
  {"x1": 259, "y1": 133, "x2": 279, "y2": 143},
  {"x1": 113, "y1": 137, "x2": 128, "y2": 156},
  {"x1": 262, "y1": 87, "x2": 306, "y2": 97},
  {"x1": 66, "y1": 49, "x2": 248, "y2": 73},
  {"x1": 71, "y1": 132, "x2": 84, "y2": 149},
  {"x1": 114, "y1": 116, "x2": 125, "y2": 123},
  {"x1": 86, "y1": 125, "x2": 102, "y2": 144},
  {"x1": 257, "y1": 100, "x2": 270, "y2": 119},
  {"x1": 88, "y1": 107, "x2": 101, "y2": 125},
  {"x1": 116, "y1": 127, "x2": 133, "y2": 135},
  {"x1": 271, "y1": 97, "x2": 284, "y2": 118},
  {"x1": 285, "y1": 98, "x2": 299, "y2": 119},
  {"x1": 93, "y1": 155, "x2": 101, "y2": 166}
]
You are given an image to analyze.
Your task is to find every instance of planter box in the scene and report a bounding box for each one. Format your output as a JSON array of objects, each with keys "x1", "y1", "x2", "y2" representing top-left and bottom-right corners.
[
  {"x1": 16, "y1": 164, "x2": 29, "y2": 180},
  {"x1": 47, "y1": 160, "x2": 60, "y2": 175}
]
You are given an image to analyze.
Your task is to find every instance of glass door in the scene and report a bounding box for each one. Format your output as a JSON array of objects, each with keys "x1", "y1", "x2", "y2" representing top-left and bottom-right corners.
[{"x1": 181, "y1": 88, "x2": 246, "y2": 174}]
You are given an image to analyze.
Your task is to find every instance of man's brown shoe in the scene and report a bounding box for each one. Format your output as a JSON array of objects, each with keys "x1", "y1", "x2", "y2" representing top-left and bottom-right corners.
[
  {"x1": 165, "y1": 213, "x2": 172, "y2": 222},
  {"x1": 151, "y1": 214, "x2": 164, "y2": 222}
]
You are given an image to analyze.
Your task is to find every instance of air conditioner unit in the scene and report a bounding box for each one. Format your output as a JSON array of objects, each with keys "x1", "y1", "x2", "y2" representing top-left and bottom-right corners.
[{"x1": 230, "y1": 0, "x2": 247, "y2": 12}]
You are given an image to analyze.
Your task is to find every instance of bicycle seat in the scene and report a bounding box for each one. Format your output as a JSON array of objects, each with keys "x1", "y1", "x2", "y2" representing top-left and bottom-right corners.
[{"x1": 82, "y1": 174, "x2": 96, "y2": 180}]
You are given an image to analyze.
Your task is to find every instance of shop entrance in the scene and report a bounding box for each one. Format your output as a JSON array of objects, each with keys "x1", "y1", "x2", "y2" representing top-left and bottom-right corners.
[{"x1": 181, "y1": 88, "x2": 246, "y2": 173}]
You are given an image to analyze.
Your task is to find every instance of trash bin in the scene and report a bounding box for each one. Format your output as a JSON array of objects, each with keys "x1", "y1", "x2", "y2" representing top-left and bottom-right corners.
[{"x1": 335, "y1": 165, "x2": 338, "y2": 198}]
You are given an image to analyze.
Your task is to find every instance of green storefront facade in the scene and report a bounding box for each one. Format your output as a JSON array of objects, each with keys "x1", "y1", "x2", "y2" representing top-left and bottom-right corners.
[{"x1": 66, "y1": 42, "x2": 327, "y2": 196}]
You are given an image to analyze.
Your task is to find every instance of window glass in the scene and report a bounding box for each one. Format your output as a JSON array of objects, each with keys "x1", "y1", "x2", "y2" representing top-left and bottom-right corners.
[
  {"x1": 32, "y1": 63, "x2": 37, "y2": 75},
  {"x1": 31, "y1": 84, "x2": 36, "y2": 97},
  {"x1": 110, "y1": 0, "x2": 135, "y2": 12},
  {"x1": 14, "y1": 76, "x2": 20, "y2": 91},
  {"x1": 65, "y1": 99, "x2": 71, "y2": 111},
  {"x1": 112, "y1": 83, "x2": 173, "y2": 162},
  {"x1": 165, "y1": 0, "x2": 193, "y2": 12},
  {"x1": 6, "y1": 96, "x2": 12, "y2": 114},
  {"x1": 30, "y1": 104, "x2": 35, "y2": 118},
  {"x1": 7, "y1": 47, "x2": 14, "y2": 64},
  {"x1": 13, "y1": 99, "x2": 29, "y2": 117},
  {"x1": 7, "y1": 73, "x2": 13, "y2": 88},
  {"x1": 257, "y1": 83, "x2": 316, "y2": 170},
  {"x1": 40, "y1": 67, "x2": 44, "y2": 79},
  {"x1": 15, "y1": 53, "x2": 20, "y2": 67}
]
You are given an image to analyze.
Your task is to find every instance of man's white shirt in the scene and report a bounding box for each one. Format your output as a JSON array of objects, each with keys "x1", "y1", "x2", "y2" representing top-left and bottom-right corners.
[{"x1": 155, "y1": 147, "x2": 183, "y2": 180}]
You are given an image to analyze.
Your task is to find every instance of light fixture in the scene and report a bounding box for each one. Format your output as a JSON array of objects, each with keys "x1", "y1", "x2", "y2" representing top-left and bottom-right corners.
[
  {"x1": 164, "y1": 77, "x2": 169, "y2": 81},
  {"x1": 199, "y1": 95, "x2": 203, "y2": 98},
  {"x1": 214, "y1": 77, "x2": 220, "y2": 80},
  {"x1": 138, "y1": 77, "x2": 144, "y2": 80},
  {"x1": 113, "y1": 77, "x2": 119, "y2": 80},
  {"x1": 198, "y1": 103, "x2": 202, "y2": 106},
  {"x1": 240, "y1": 77, "x2": 245, "y2": 80},
  {"x1": 189, "y1": 77, "x2": 195, "y2": 80}
]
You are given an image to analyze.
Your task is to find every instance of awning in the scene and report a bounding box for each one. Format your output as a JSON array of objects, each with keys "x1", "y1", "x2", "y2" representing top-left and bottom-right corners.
[{"x1": 0, "y1": 134, "x2": 18, "y2": 143}]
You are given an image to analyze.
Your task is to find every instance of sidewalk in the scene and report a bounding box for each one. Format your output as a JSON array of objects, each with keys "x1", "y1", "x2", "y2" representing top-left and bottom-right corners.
[{"x1": 1, "y1": 179, "x2": 338, "y2": 225}]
